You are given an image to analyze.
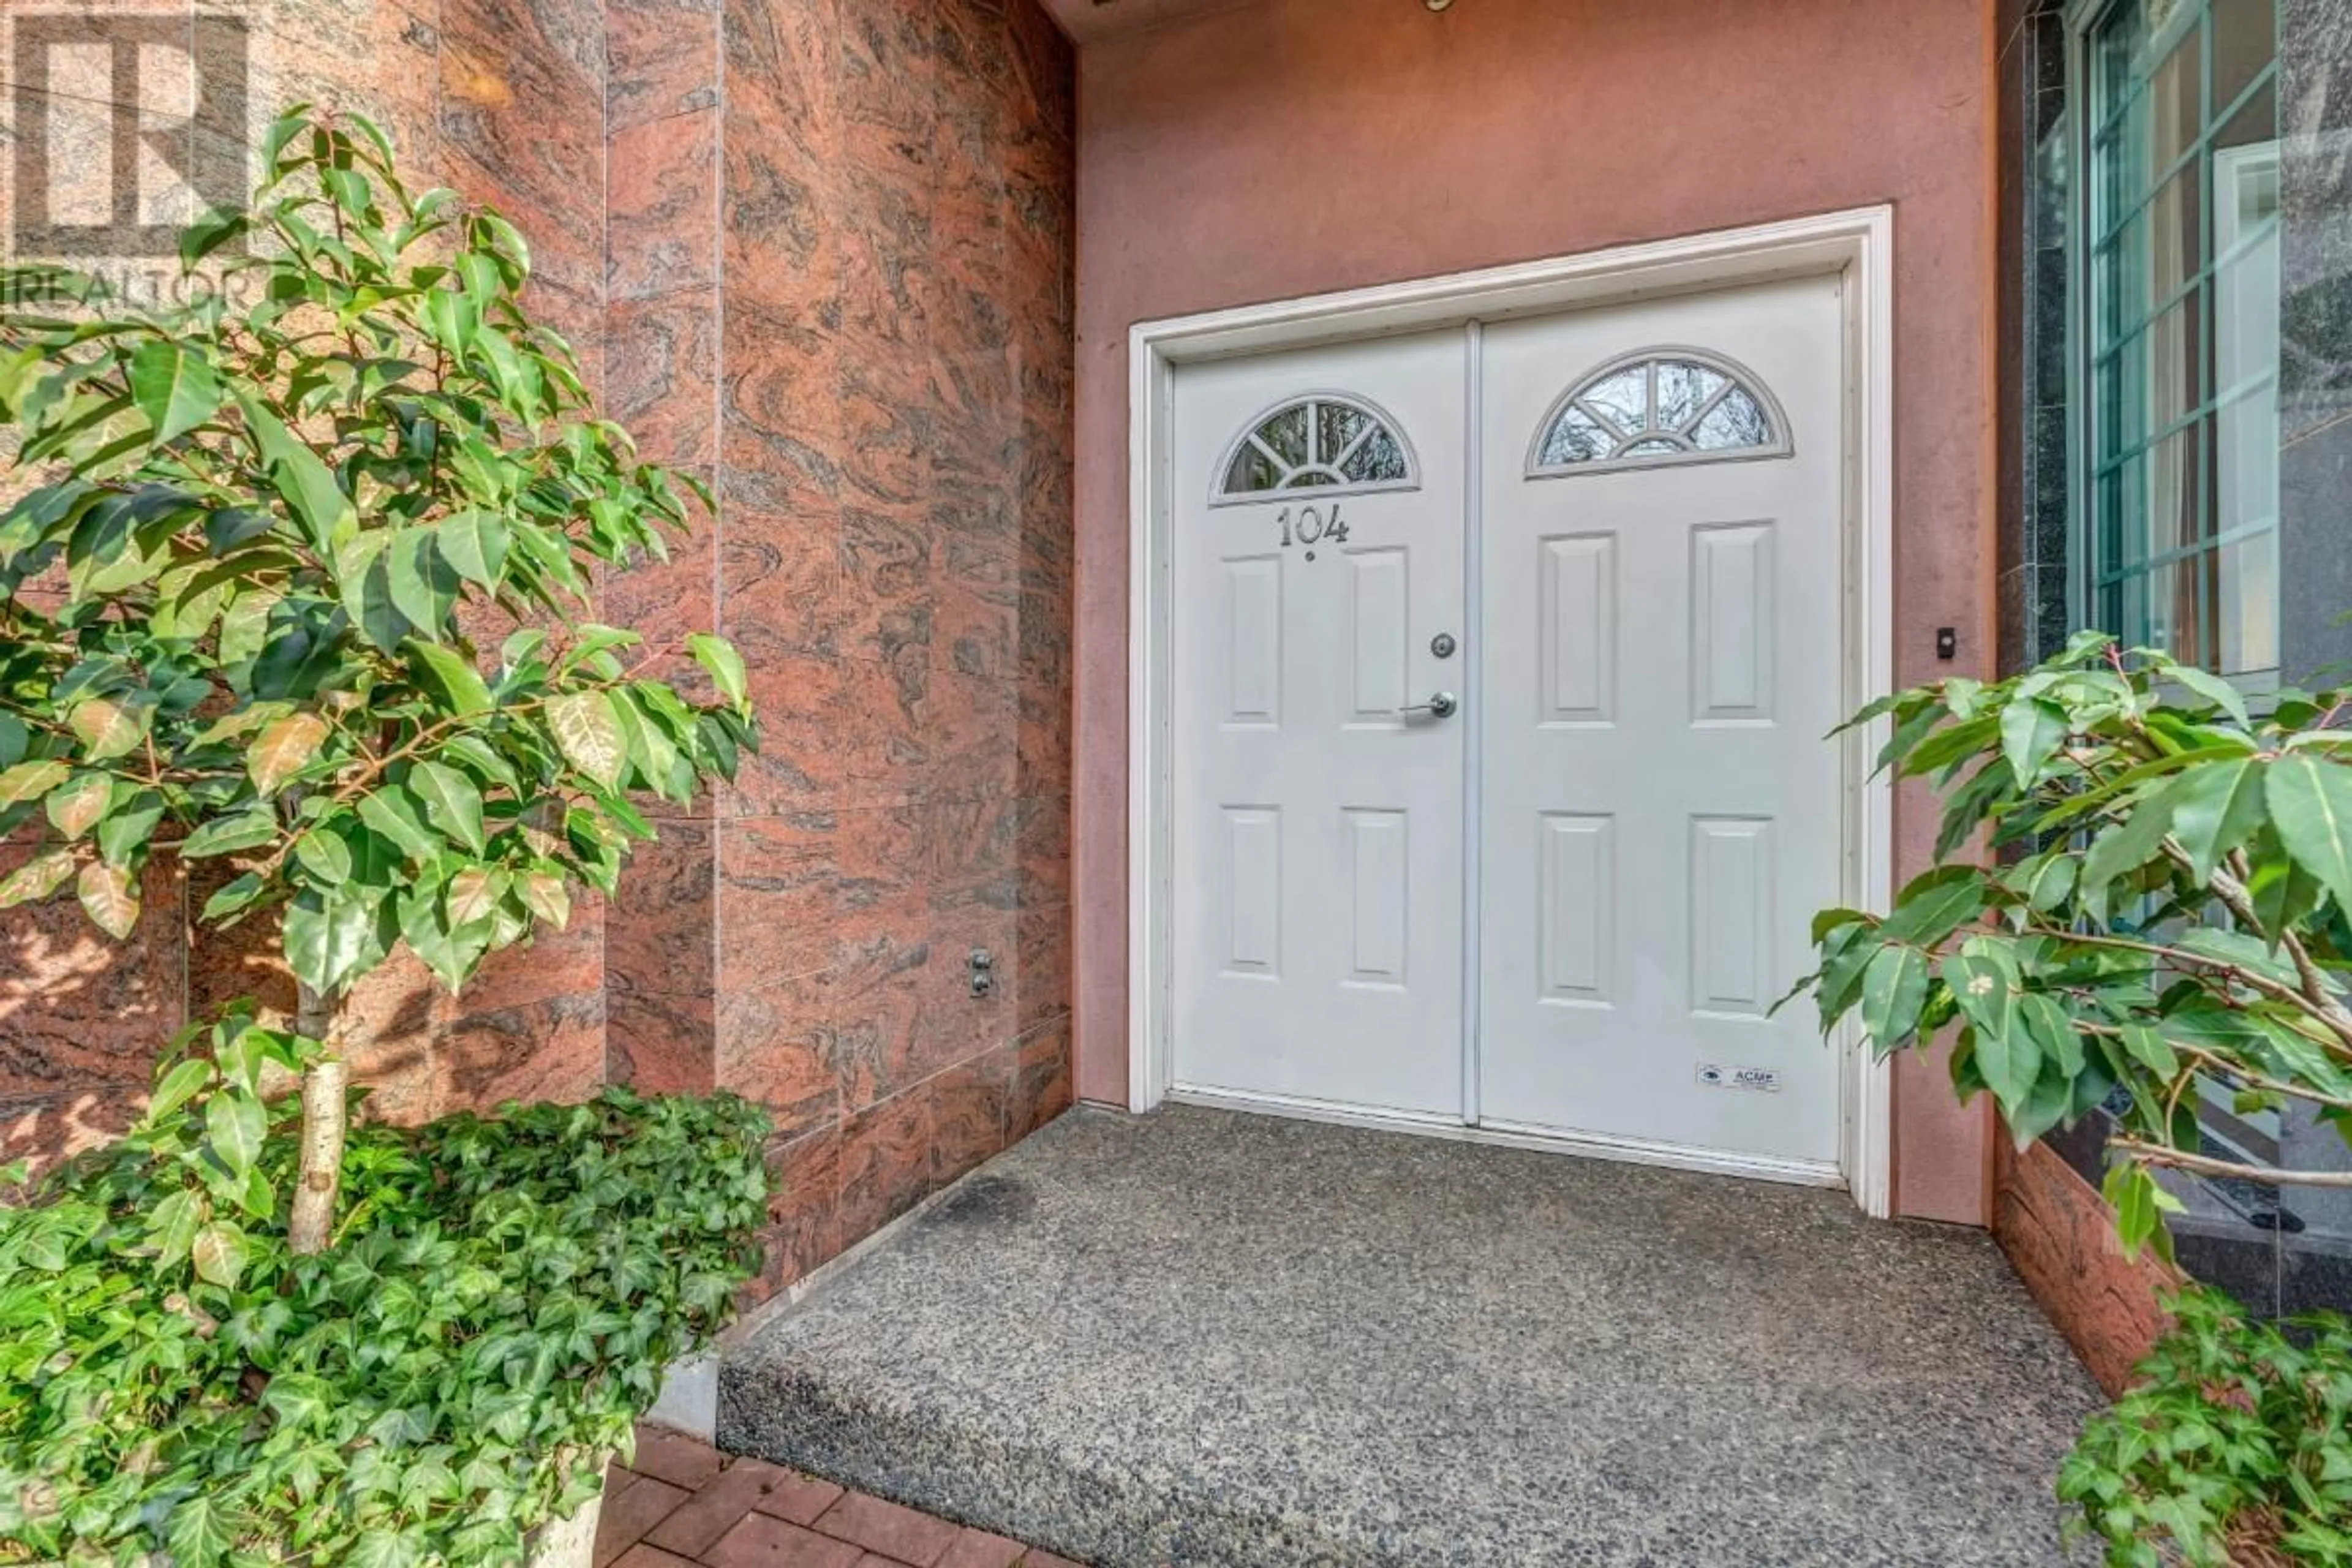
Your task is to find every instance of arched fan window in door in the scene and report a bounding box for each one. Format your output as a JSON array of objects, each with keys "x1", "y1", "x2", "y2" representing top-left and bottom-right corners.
[
  {"x1": 1213, "y1": 393, "x2": 1419, "y2": 503},
  {"x1": 1527, "y1": 349, "x2": 1792, "y2": 478}
]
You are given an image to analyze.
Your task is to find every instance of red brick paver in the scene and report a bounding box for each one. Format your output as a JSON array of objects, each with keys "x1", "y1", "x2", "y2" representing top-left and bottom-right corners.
[
  {"x1": 810, "y1": 1493, "x2": 961, "y2": 1564},
  {"x1": 599, "y1": 1426, "x2": 1082, "y2": 1568}
]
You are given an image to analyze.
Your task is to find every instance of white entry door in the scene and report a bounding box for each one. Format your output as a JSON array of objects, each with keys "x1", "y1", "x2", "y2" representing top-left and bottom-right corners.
[
  {"x1": 1164, "y1": 275, "x2": 1846, "y2": 1176},
  {"x1": 1169, "y1": 330, "x2": 1469, "y2": 1117},
  {"x1": 1476, "y1": 276, "x2": 1846, "y2": 1172}
]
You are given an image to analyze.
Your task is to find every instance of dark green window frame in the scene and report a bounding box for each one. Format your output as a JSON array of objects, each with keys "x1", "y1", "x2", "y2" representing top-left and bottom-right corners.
[{"x1": 2072, "y1": 0, "x2": 2280, "y2": 677}]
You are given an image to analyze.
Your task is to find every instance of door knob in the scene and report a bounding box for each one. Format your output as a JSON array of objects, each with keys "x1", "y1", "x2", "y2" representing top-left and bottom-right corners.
[{"x1": 1401, "y1": 692, "x2": 1458, "y2": 720}]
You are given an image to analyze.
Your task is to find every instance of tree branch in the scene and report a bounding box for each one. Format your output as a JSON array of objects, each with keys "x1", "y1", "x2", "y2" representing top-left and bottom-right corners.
[{"x1": 2111, "y1": 1137, "x2": 2352, "y2": 1190}]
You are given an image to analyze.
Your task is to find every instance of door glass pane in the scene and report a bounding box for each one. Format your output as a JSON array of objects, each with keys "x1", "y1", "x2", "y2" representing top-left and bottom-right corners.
[{"x1": 1581, "y1": 367, "x2": 1649, "y2": 434}]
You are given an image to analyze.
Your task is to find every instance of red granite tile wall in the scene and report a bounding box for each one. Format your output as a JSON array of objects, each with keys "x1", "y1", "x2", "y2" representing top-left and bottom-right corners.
[
  {"x1": 3, "y1": 0, "x2": 613, "y2": 1167},
  {"x1": 598, "y1": 0, "x2": 1077, "y2": 1299},
  {"x1": 4, "y1": 1, "x2": 1077, "y2": 1267},
  {"x1": 1992, "y1": 1137, "x2": 2179, "y2": 1397}
]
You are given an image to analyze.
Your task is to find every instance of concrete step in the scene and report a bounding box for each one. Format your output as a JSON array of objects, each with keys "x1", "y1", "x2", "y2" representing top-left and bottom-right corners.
[{"x1": 718, "y1": 1106, "x2": 2100, "y2": 1568}]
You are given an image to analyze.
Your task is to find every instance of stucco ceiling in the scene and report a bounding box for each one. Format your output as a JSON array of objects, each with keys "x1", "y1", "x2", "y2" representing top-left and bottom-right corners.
[{"x1": 1037, "y1": 0, "x2": 1264, "y2": 45}]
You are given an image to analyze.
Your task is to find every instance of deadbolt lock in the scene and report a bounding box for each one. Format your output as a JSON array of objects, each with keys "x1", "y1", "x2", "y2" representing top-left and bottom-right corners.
[{"x1": 1431, "y1": 633, "x2": 1458, "y2": 659}]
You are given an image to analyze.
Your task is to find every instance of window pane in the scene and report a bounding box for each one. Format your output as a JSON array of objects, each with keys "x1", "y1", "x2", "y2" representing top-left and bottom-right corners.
[
  {"x1": 2146, "y1": 165, "x2": 2202, "y2": 304},
  {"x1": 1342, "y1": 424, "x2": 1410, "y2": 484},
  {"x1": 1691, "y1": 390, "x2": 1771, "y2": 450},
  {"x1": 1257, "y1": 405, "x2": 1309, "y2": 466},
  {"x1": 1539, "y1": 406, "x2": 1613, "y2": 466},
  {"x1": 1655, "y1": 361, "x2": 1726, "y2": 428},
  {"x1": 1581, "y1": 367, "x2": 1649, "y2": 434},
  {"x1": 2216, "y1": 530, "x2": 2278, "y2": 674},
  {"x1": 1226, "y1": 444, "x2": 1281, "y2": 496},
  {"x1": 2211, "y1": 0, "x2": 2274, "y2": 115},
  {"x1": 1314, "y1": 401, "x2": 1366, "y2": 467},
  {"x1": 2147, "y1": 25, "x2": 2203, "y2": 171},
  {"x1": 2138, "y1": 288, "x2": 2207, "y2": 439},
  {"x1": 2081, "y1": 0, "x2": 2278, "y2": 675},
  {"x1": 2144, "y1": 423, "x2": 2203, "y2": 560}
]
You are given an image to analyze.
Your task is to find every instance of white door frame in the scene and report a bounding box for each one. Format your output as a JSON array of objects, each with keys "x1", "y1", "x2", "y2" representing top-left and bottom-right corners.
[{"x1": 1126, "y1": 206, "x2": 1898, "y2": 1218}]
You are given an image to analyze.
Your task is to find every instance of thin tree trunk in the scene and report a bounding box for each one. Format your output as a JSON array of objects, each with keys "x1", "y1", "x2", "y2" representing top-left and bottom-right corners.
[{"x1": 288, "y1": 979, "x2": 347, "y2": 1256}]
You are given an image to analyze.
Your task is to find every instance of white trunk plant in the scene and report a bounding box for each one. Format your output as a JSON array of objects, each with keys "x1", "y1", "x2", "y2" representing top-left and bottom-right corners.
[{"x1": 0, "y1": 107, "x2": 755, "y2": 1276}]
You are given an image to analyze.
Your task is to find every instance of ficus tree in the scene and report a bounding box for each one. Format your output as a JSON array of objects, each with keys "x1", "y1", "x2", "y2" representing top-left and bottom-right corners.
[
  {"x1": 0, "y1": 107, "x2": 755, "y2": 1268},
  {"x1": 1793, "y1": 630, "x2": 2352, "y2": 1257}
]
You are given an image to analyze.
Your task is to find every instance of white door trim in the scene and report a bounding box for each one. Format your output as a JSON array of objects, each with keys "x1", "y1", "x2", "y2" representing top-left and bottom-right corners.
[{"x1": 1126, "y1": 206, "x2": 1898, "y2": 1218}]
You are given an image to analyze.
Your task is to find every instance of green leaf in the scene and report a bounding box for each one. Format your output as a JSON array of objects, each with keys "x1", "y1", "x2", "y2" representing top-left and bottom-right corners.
[
  {"x1": 2118, "y1": 1023, "x2": 2180, "y2": 1079},
  {"x1": 518, "y1": 870, "x2": 570, "y2": 929},
  {"x1": 688, "y1": 632, "x2": 750, "y2": 715},
  {"x1": 145, "y1": 1186, "x2": 204, "y2": 1268},
  {"x1": 409, "y1": 759, "x2": 486, "y2": 854},
  {"x1": 205, "y1": 1091, "x2": 265, "y2": 1178},
  {"x1": 148, "y1": 1057, "x2": 214, "y2": 1121},
  {"x1": 408, "y1": 639, "x2": 494, "y2": 716},
  {"x1": 42, "y1": 772, "x2": 108, "y2": 839},
  {"x1": 0, "y1": 848, "x2": 75, "y2": 908},
  {"x1": 249, "y1": 710, "x2": 330, "y2": 797},
  {"x1": 2003, "y1": 852, "x2": 2077, "y2": 914},
  {"x1": 1945, "y1": 942, "x2": 2035, "y2": 1110},
  {"x1": 1999, "y1": 695, "x2": 2068, "y2": 788},
  {"x1": 2160, "y1": 756, "x2": 2270, "y2": 885},
  {"x1": 201, "y1": 871, "x2": 268, "y2": 922},
  {"x1": 1858, "y1": 944, "x2": 1931, "y2": 1047},
  {"x1": 388, "y1": 527, "x2": 461, "y2": 634},
  {"x1": 547, "y1": 691, "x2": 627, "y2": 788},
  {"x1": 2165, "y1": 662, "x2": 2252, "y2": 726},
  {"x1": 358, "y1": 785, "x2": 441, "y2": 864},
  {"x1": 437, "y1": 509, "x2": 510, "y2": 588},
  {"x1": 219, "y1": 584, "x2": 281, "y2": 663},
  {"x1": 264, "y1": 1372, "x2": 334, "y2": 1432},
  {"x1": 284, "y1": 890, "x2": 384, "y2": 994},
  {"x1": 69, "y1": 695, "x2": 148, "y2": 761},
  {"x1": 90, "y1": 791, "x2": 160, "y2": 872},
  {"x1": 293, "y1": 825, "x2": 354, "y2": 884},
  {"x1": 446, "y1": 867, "x2": 503, "y2": 929},
  {"x1": 2266, "y1": 752, "x2": 2352, "y2": 913},
  {"x1": 2079, "y1": 792, "x2": 2180, "y2": 919},
  {"x1": 190, "y1": 1219, "x2": 250, "y2": 1289},
  {"x1": 268, "y1": 445, "x2": 355, "y2": 551},
  {"x1": 2103, "y1": 1162, "x2": 2181, "y2": 1262},
  {"x1": 1880, "y1": 865, "x2": 1988, "y2": 948},
  {"x1": 0, "y1": 758, "x2": 69, "y2": 809},
  {"x1": 183, "y1": 808, "x2": 281, "y2": 858},
  {"x1": 77, "y1": 859, "x2": 140, "y2": 938},
  {"x1": 127, "y1": 337, "x2": 223, "y2": 443},
  {"x1": 2019, "y1": 991, "x2": 2086, "y2": 1078},
  {"x1": 348, "y1": 1528, "x2": 425, "y2": 1568}
]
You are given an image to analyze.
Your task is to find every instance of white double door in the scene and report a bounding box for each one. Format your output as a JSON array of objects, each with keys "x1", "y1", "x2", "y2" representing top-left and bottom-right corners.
[{"x1": 1169, "y1": 276, "x2": 1849, "y2": 1175}]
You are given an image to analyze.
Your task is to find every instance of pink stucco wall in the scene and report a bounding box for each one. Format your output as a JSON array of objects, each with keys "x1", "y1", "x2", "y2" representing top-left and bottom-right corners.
[{"x1": 1068, "y1": 0, "x2": 1998, "y2": 1223}]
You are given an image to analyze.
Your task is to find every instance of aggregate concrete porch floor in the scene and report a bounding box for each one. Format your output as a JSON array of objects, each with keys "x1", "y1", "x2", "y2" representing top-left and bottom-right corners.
[{"x1": 719, "y1": 1106, "x2": 2101, "y2": 1568}]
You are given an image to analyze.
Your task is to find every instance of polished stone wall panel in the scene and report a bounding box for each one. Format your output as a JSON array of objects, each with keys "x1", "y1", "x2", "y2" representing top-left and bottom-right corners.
[
  {"x1": 2280, "y1": 0, "x2": 2352, "y2": 683},
  {"x1": 2, "y1": 0, "x2": 1073, "y2": 1242},
  {"x1": 699, "y1": 0, "x2": 1076, "y2": 1300},
  {"x1": 2, "y1": 0, "x2": 613, "y2": 1171}
]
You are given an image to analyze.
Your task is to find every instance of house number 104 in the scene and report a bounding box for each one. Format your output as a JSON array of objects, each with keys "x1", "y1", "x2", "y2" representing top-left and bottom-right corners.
[{"x1": 1275, "y1": 503, "x2": 1351, "y2": 550}]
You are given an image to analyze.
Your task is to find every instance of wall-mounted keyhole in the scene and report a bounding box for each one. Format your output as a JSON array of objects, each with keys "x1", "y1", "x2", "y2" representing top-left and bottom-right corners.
[{"x1": 969, "y1": 948, "x2": 996, "y2": 999}]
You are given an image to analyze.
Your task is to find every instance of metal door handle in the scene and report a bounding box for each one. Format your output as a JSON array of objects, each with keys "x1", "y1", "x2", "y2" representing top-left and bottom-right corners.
[{"x1": 1400, "y1": 692, "x2": 1458, "y2": 720}]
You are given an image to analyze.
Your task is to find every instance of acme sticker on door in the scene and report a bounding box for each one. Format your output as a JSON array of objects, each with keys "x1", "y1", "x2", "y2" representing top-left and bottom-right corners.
[{"x1": 1695, "y1": 1064, "x2": 1782, "y2": 1093}]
